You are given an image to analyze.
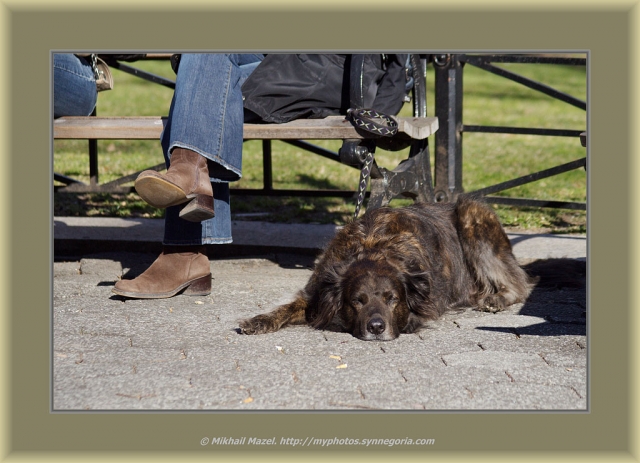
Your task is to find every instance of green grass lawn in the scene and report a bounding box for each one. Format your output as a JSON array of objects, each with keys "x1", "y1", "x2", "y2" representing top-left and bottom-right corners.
[{"x1": 53, "y1": 56, "x2": 587, "y2": 232}]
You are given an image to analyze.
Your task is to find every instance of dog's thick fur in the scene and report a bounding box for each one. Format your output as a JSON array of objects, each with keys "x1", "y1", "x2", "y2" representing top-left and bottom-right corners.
[{"x1": 239, "y1": 195, "x2": 535, "y2": 341}]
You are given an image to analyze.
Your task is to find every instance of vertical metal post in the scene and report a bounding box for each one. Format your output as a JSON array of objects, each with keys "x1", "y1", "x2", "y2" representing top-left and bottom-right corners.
[
  {"x1": 89, "y1": 108, "x2": 99, "y2": 187},
  {"x1": 410, "y1": 55, "x2": 434, "y2": 203},
  {"x1": 433, "y1": 54, "x2": 464, "y2": 202},
  {"x1": 262, "y1": 140, "x2": 273, "y2": 192}
]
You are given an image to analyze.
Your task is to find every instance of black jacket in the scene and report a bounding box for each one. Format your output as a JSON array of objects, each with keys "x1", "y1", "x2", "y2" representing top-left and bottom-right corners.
[{"x1": 242, "y1": 54, "x2": 409, "y2": 124}]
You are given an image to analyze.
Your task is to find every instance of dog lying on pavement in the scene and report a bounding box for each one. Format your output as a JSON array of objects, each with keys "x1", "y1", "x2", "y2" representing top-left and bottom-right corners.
[{"x1": 239, "y1": 195, "x2": 535, "y2": 341}]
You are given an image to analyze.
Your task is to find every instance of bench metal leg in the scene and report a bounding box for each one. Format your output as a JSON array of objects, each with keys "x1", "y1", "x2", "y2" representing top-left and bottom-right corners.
[
  {"x1": 89, "y1": 138, "x2": 98, "y2": 187},
  {"x1": 262, "y1": 140, "x2": 273, "y2": 192},
  {"x1": 88, "y1": 108, "x2": 99, "y2": 187},
  {"x1": 368, "y1": 139, "x2": 434, "y2": 208}
]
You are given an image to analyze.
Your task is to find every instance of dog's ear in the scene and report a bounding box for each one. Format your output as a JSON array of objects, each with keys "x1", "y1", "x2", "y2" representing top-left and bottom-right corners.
[
  {"x1": 306, "y1": 266, "x2": 345, "y2": 329},
  {"x1": 404, "y1": 271, "x2": 430, "y2": 307},
  {"x1": 311, "y1": 286, "x2": 344, "y2": 329},
  {"x1": 403, "y1": 271, "x2": 440, "y2": 320}
]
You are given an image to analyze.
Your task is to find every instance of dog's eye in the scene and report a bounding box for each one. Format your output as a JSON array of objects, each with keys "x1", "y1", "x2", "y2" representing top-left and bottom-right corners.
[
  {"x1": 384, "y1": 293, "x2": 399, "y2": 306},
  {"x1": 351, "y1": 295, "x2": 367, "y2": 307}
]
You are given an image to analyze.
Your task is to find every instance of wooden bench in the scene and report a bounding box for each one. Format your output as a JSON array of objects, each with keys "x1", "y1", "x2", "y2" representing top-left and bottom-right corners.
[
  {"x1": 54, "y1": 114, "x2": 439, "y2": 207},
  {"x1": 54, "y1": 115, "x2": 437, "y2": 141}
]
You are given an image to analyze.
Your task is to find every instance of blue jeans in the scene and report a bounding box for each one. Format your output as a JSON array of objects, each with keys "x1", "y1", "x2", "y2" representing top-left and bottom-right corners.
[
  {"x1": 53, "y1": 54, "x2": 98, "y2": 118},
  {"x1": 160, "y1": 53, "x2": 264, "y2": 245}
]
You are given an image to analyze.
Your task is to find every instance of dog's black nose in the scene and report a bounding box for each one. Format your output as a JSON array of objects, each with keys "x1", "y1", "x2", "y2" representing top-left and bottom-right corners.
[{"x1": 367, "y1": 317, "x2": 386, "y2": 335}]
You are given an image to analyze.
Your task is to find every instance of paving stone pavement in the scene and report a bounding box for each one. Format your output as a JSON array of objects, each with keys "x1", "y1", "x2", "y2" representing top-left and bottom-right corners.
[{"x1": 53, "y1": 219, "x2": 587, "y2": 411}]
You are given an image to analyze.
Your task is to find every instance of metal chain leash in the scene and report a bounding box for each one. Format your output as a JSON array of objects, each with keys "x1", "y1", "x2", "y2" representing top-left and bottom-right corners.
[
  {"x1": 347, "y1": 108, "x2": 398, "y2": 219},
  {"x1": 89, "y1": 54, "x2": 101, "y2": 80},
  {"x1": 353, "y1": 150, "x2": 375, "y2": 219},
  {"x1": 348, "y1": 108, "x2": 399, "y2": 138}
]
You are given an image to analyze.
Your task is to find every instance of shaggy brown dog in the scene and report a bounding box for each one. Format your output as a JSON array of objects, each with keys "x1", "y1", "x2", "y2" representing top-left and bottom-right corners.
[{"x1": 239, "y1": 195, "x2": 535, "y2": 341}]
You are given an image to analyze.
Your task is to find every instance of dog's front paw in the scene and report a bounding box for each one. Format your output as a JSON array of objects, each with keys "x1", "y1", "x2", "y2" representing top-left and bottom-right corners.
[{"x1": 239, "y1": 315, "x2": 280, "y2": 335}]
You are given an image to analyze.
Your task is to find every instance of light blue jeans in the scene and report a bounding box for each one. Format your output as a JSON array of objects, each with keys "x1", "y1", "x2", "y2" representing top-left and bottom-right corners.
[
  {"x1": 53, "y1": 53, "x2": 98, "y2": 118},
  {"x1": 160, "y1": 53, "x2": 264, "y2": 245}
]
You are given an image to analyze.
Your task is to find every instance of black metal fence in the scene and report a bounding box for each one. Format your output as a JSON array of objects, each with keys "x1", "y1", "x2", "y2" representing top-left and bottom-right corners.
[{"x1": 432, "y1": 53, "x2": 586, "y2": 210}]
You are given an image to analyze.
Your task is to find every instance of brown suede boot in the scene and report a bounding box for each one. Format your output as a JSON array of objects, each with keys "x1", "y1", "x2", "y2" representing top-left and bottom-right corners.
[
  {"x1": 112, "y1": 246, "x2": 211, "y2": 299},
  {"x1": 135, "y1": 148, "x2": 215, "y2": 222}
]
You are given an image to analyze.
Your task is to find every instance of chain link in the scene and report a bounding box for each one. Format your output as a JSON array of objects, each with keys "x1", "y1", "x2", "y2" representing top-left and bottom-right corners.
[
  {"x1": 347, "y1": 108, "x2": 398, "y2": 219},
  {"x1": 89, "y1": 54, "x2": 101, "y2": 80},
  {"x1": 353, "y1": 150, "x2": 374, "y2": 220}
]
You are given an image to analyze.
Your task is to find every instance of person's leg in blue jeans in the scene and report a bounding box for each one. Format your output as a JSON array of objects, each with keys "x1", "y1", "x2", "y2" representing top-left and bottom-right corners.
[
  {"x1": 113, "y1": 53, "x2": 263, "y2": 299},
  {"x1": 53, "y1": 53, "x2": 98, "y2": 118}
]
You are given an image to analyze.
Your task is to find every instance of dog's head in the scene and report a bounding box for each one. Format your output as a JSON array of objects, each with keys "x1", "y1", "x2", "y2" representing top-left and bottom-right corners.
[{"x1": 311, "y1": 257, "x2": 429, "y2": 341}]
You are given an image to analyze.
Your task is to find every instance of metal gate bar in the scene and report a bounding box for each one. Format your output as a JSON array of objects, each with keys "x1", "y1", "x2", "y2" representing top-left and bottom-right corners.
[{"x1": 433, "y1": 53, "x2": 587, "y2": 209}]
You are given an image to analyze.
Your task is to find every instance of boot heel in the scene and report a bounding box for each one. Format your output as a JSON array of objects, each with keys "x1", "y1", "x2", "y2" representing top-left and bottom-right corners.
[
  {"x1": 184, "y1": 274, "x2": 212, "y2": 296},
  {"x1": 179, "y1": 194, "x2": 215, "y2": 222}
]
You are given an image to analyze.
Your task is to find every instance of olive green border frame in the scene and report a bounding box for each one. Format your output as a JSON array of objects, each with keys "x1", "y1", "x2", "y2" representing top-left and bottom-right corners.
[{"x1": 1, "y1": 0, "x2": 637, "y2": 461}]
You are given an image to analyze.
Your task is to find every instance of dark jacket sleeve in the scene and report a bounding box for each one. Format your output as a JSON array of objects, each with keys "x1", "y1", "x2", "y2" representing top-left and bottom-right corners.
[
  {"x1": 242, "y1": 54, "x2": 408, "y2": 124},
  {"x1": 372, "y1": 54, "x2": 409, "y2": 117}
]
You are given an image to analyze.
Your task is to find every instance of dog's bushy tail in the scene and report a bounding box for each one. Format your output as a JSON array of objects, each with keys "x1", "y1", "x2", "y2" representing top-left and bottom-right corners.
[{"x1": 455, "y1": 195, "x2": 535, "y2": 310}]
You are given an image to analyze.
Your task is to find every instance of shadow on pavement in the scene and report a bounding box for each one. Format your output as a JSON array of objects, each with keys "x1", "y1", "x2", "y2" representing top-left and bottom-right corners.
[{"x1": 477, "y1": 258, "x2": 587, "y2": 337}]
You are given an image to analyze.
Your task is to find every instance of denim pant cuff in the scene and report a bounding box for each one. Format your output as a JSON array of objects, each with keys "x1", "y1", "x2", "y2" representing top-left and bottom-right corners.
[
  {"x1": 162, "y1": 183, "x2": 232, "y2": 244},
  {"x1": 162, "y1": 238, "x2": 233, "y2": 245}
]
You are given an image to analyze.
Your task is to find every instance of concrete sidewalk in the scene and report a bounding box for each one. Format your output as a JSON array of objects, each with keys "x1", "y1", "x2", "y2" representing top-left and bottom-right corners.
[{"x1": 53, "y1": 217, "x2": 587, "y2": 410}]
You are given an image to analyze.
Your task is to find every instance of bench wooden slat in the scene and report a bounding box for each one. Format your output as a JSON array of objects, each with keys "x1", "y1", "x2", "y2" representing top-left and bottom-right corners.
[
  {"x1": 54, "y1": 116, "x2": 438, "y2": 141},
  {"x1": 54, "y1": 117, "x2": 164, "y2": 140}
]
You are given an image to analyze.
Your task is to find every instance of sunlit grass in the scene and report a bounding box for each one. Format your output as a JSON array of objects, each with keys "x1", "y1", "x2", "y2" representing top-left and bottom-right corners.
[{"x1": 54, "y1": 56, "x2": 586, "y2": 231}]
